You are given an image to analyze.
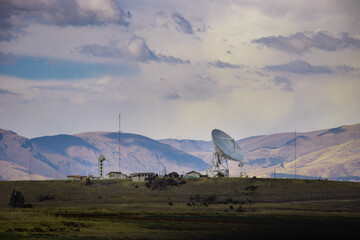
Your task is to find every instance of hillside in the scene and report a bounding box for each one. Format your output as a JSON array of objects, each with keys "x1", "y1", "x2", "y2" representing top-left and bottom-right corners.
[
  {"x1": 0, "y1": 130, "x2": 208, "y2": 180},
  {"x1": 158, "y1": 139, "x2": 214, "y2": 163},
  {"x1": 1, "y1": 123, "x2": 360, "y2": 181},
  {"x1": 1, "y1": 178, "x2": 360, "y2": 207},
  {"x1": 0, "y1": 129, "x2": 61, "y2": 180},
  {"x1": 160, "y1": 123, "x2": 360, "y2": 181}
]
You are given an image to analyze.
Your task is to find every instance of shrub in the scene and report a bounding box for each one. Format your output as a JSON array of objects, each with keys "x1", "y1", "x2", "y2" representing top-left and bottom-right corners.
[
  {"x1": 9, "y1": 190, "x2": 25, "y2": 208},
  {"x1": 195, "y1": 194, "x2": 201, "y2": 201},
  {"x1": 146, "y1": 176, "x2": 186, "y2": 190},
  {"x1": 245, "y1": 185, "x2": 257, "y2": 191},
  {"x1": 202, "y1": 194, "x2": 217, "y2": 205},
  {"x1": 236, "y1": 206, "x2": 244, "y2": 212},
  {"x1": 38, "y1": 195, "x2": 56, "y2": 202},
  {"x1": 168, "y1": 201, "x2": 173, "y2": 206},
  {"x1": 23, "y1": 203, "x2": 33, "y2": 208},
  {"x1": 168, "y1": 172, "x2": 179, "y2": 178},
  {"x1": 85, "y1": 178, "x2": 92, "y2": 186}
]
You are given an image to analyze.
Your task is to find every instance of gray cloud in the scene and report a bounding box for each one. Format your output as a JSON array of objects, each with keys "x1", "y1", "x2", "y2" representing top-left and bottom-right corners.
[
  {"x1": 207, "y1": 60, "x2": 243, "y2": 69},
  {"x1": 252, "y1": 31, "x2": 360, "y2": 55},
  {"x1": 335, "y1": 64, "x2": 358, "y2": 72},
  {"x1": 79, "y1": 36, "x2": 190, "y2": 64},
  {"x1": 264, "y1": 60, "x2": 332, "y2": 74},
  {"x1": 164, "y1": 91, "x2": 180, "y2": 100},
  {"x1": 156, "y1": 54, "x2": 191, "y2": 64},
  {"x1": 271, "y1": 76, "x2": 294, "y2": 92},
  {"x1": 0, "y1": 88, "x2": 18, "y2": 95},
  {"x1": 0, "y1": 0, "x2": 131, "y2": 41},
  {"x1": 171, "y1": 12, "x2": 194, "y2": 34}
]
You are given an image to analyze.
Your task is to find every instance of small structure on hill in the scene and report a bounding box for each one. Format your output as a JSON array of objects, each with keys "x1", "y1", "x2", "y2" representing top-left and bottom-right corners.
[
  {"x1": 130, "y1": 172, "x2": 155, "y2": 182},
  {"x1": 167, "y1": 172, "x2": 179, "y2": 178},
  {"x1": 67, "y1": 175, "x2": 87, "y2": 180},
  {"x1": 185, "y1": 171, "x2": 201, "y2": 178},
  {"x1": 106, "y1": 171, "x2": 127, "y2": 179},
  {"x1": 87, "y1": 174, "x2": 96, "y2": 180},
  {"x1": 67, "y1": 175, "x2": 95, "y2": 180}
]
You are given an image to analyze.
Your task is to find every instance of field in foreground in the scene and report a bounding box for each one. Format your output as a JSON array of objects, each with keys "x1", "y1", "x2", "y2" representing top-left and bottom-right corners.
[{"x1": 0, "y1": 177, "x2": 360, "y2": 239}]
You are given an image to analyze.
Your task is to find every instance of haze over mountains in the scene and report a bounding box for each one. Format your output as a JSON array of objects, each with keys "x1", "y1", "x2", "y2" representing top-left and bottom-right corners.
[{"x1": 0, "y1": 123, "x2": 359, "y2": 181}]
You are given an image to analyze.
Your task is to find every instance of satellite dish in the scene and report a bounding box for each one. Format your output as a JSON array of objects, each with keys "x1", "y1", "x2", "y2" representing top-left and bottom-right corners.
[{"x1": 206, "y1": 129, "x2": 244, "y2": 177}]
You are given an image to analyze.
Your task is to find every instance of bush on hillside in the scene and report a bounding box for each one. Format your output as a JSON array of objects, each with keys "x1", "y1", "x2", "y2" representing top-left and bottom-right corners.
[
  {"x1": 145, "y1": 176, "x2": 186, "y2": 190},
  {"x1": 9, "y1": 189, "x2": 32, "y2": 208},
  {"x1": 38, "y1": 194, "x2": 56, "y2": 202},
  {"x1": 9, "y1": 189, "x2": 24, "y2": 208},
  {"x1": 85, "y1": 178, "x2": 92, "y2": 186}
]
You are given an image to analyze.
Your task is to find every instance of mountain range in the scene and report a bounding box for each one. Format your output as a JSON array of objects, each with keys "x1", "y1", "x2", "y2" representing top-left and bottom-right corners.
[
  {"x1": 0, "y1": 123, "x2": 359, "y2": 181},
  {"x1": 160, "y1": 123, "x2": 360, "y2": 181}
]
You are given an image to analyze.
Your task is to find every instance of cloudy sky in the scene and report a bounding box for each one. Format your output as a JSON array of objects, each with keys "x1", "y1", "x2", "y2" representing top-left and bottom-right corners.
[{"x1": 0, "y1": 0, "x2": 359, "y2": 140}]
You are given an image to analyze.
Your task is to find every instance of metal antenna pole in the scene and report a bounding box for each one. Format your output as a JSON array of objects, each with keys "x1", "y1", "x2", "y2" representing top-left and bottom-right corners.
[
  {"x1": 29, "y1": 148, "x2": 31, "y2": 180},
  {"x1": 118, "y1": 113, "x2": 121, "y2": 172},
  {"x1": 294, "y1": 125, "x2": 297, "y2": 179}
]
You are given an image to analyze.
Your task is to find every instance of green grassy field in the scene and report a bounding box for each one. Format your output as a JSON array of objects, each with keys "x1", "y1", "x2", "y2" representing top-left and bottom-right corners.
[{"x1": 1, "y1": 177, "x2": 360, "y2": 239}]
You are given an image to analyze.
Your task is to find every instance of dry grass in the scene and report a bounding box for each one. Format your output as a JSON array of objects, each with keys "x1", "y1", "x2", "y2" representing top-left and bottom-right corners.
[{"x1": 0, "y1": 178, "x2": 360, "y2": 239}]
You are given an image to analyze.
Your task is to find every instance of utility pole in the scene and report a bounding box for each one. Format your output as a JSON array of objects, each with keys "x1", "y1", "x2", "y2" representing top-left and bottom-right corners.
[{"x1": 273, "y1": 168, "x2": 276, "y2": 179}]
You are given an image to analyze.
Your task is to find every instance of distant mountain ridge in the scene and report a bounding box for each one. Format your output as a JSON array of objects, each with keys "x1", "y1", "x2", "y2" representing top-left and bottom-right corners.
[
  {"x1": 0, "y1": 129, "x2": 61, "y2": 180},
  {"x1": 0, "y1": 129, "x2": 208, "y2": 180},
  {"x1": 160, "y1": 123, "x2": 360, "y2": 181},
  {"x1": 1, "y1": 123, "x2": 360, "y2": 181}
]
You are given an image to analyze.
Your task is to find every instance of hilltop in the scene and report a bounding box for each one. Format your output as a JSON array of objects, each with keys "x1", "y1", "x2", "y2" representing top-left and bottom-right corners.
[
  {"x1": 1, "y1": 123, "x2": 360, "y2": 181},
  {"x1": 0, "y1": 129, "x2": 207, "y2": 180},
  {"x1": 160, "y1": 123, "x2": 360, "y2": 181}
]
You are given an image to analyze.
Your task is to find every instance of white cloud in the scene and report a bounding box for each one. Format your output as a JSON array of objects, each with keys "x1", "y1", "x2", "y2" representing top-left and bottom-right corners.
[
  {"x1": 0, "y1": 0, "x2": 359, "y2": 140},
  {"x1": 79, "y1": 35, "x2": 190, "y2": 64}
]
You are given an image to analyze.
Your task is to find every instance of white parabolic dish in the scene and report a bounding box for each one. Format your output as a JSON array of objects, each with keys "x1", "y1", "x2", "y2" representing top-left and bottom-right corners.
[{"x1": 212, "y1": 129, "x2": 243, "y2": 162}]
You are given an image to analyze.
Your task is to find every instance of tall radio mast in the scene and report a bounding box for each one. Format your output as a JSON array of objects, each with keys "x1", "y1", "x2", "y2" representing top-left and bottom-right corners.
[
  {"x1": 118, "y1": 113, "x2": 121, "y2": 172},
  {"x1": 294, "y1": 125, "x2": 297, "y2": 179}
]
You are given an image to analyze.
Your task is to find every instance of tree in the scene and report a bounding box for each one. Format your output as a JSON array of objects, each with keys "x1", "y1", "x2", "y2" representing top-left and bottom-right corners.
[
  {"x1": 85, "y1": 178, "x2": 92, "y2": 186},
  {"x1": 9, "y1": 189, "x2": 25, "y2": 208},
  {"x1": 168, "y1": 172, "x2": 179, "y2": 178}
]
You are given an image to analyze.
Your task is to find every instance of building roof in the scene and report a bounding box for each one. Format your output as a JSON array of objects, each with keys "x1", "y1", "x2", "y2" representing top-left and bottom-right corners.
[
  {"x1": 130, "y1": 172, "x2": 155, "y2": 177},
  {"x1": 67, "y1": 175, "x2": 86, "y2": 178},
  {"x1": 106, "y1": 171, "x2": 126, "y2": 175},
  {"x1": 186, "y1": 171, "x2": 201, "y2": 175}
]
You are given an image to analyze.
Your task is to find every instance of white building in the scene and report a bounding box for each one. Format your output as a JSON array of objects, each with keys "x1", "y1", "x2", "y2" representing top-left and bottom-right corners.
[
  {"x1": 185, "y1": 171, "x2": 201, "y2": 178},
  {"x1": 130, "y1": 172, "x2": 155, "y2": 182},
  {"x1": 106, "y1": 171, "x2": 127, "y2": 179}
]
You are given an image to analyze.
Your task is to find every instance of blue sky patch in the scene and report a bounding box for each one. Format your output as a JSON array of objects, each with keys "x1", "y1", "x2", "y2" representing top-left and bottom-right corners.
[{"x1": 0, "y1": 56, "x2": 138, "y2": 80}]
